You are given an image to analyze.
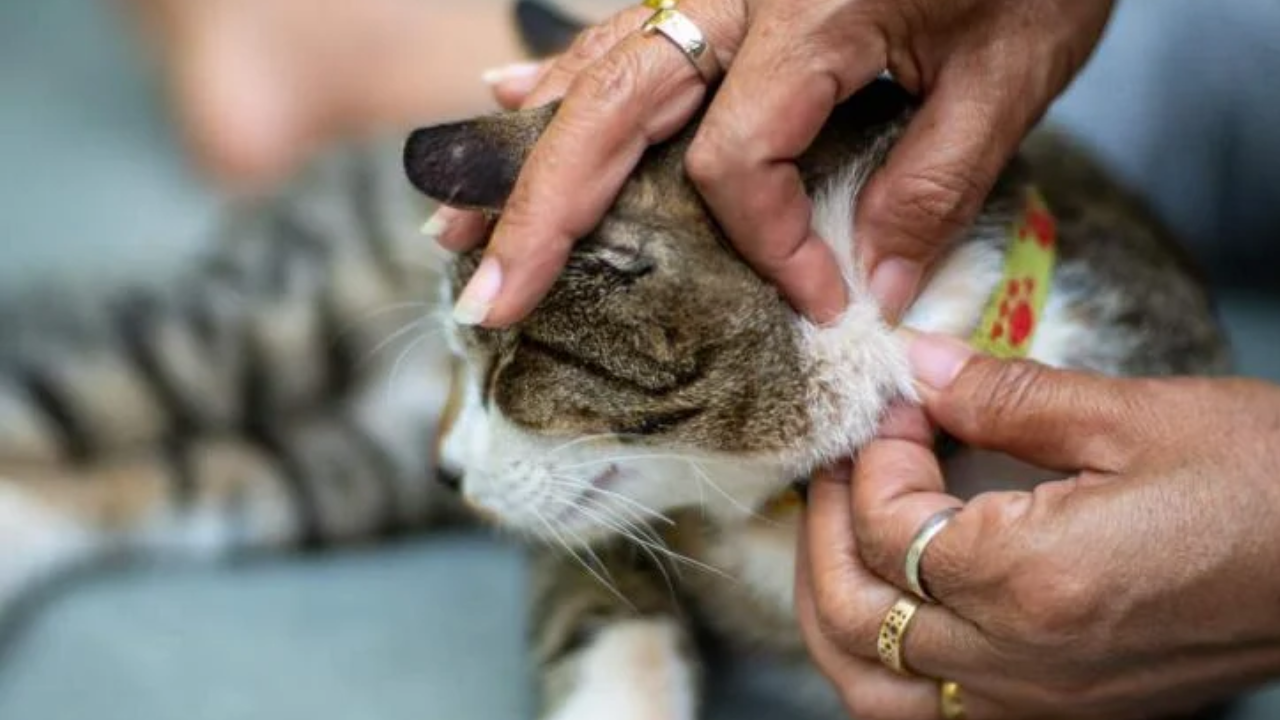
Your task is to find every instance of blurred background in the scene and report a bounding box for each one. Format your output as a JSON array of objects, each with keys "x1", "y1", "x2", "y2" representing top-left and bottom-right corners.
[{"x1": 0, "y1": 0, "x2": 1276, "y2": 719}]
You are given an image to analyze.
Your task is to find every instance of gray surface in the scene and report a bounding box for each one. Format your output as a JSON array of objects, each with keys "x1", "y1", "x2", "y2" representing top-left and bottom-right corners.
[
  {"x1": 0, "y1": 536, "x2": 533, "y2": 720},
  {"x1": 0, "y1": 1, "x2": 1278, "y2": 719}
]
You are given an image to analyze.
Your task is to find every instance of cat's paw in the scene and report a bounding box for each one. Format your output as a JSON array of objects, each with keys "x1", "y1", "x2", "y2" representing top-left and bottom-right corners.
[{"x1": 542, "y1": 619, "x2": 698, "y2": 720}]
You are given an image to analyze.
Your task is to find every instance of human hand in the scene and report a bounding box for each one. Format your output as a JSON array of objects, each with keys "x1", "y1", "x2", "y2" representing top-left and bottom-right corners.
[
  {"x1": 432, "y1": 0, "x2": 1115, "y2": 326},
  {"x1": 795, "y1": 331, "x2": 1280, "y2": 719}
]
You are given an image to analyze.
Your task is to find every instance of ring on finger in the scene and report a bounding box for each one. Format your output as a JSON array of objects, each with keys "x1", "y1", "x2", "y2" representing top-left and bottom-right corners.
[
  {"x1": 639, "y1": 1, "x2": 723, "y2": 84},
  {"x1": 905, "y1": 507, "x2": 960, "y2": 603},
  {"x1": 939, "y1": 680, "x2": 966, "y2": 720},
  {"x1": 876, "y1": 596, "x2": 922, "y2": 675}
]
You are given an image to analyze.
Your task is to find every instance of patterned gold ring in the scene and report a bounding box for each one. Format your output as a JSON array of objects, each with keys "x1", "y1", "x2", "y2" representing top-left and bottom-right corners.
[
  {"x1": 640, "y1": 5, "x2": 722, "y2": 84},
  {"x1": 905, "y1": 507, "x2": 959, "y2": 603},
  {"x1": 940, "y1": 680, "x2": 967, "y2": 720},
  {"x1": 876, "y1": 596, "x2": 922, "y2": 675}
]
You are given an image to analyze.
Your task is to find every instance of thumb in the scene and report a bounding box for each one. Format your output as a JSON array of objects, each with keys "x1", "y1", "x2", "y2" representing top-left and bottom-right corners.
[{"x1": 902, "y1": 330, "x2": 1144, "y2": 473}]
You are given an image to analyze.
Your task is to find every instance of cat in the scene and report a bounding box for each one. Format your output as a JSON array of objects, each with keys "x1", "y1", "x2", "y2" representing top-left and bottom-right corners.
[
  {"x1": 401, "y1": 6, "x2": 1231, "y2": 720},
  {"x1": 0, "y1": 2, "x2": 1233, "y2": 719},
  {"x1": 0, "y1": 147, "x2": 461, "y2": 620}
]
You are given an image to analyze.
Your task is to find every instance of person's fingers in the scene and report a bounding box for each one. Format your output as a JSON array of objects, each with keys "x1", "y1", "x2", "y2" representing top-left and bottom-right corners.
[
  {"x1": 686, "y1": 4, "x2": 887, "y2": 323},
  {"x1": 459, "y1": 2, "x2": 745, "y2": 327},
  {"x1": 795, "y1": 525, "x2": 966, "y2": 720},
  {"x1": 857, "y1": 60, "x2": 1045, "y2": 322},
  {"x1": 517, "y1": 5, "x2": 661, "y2": 109},
  {"x1": 902, "y1": 330, "x2": 1145, "y2": 472},
  {"x1": 804, "y1": 467, "x2": 992, "y2": 681},
  {"x1": 423, "y1": 205, "x2": 492, "y2": 252},
  {"x1": 484, "y1": 60, "x2": 551, "y2": 110},
  {"x1": 844, "y1": 403, "x2": 966, "y2": 593}
]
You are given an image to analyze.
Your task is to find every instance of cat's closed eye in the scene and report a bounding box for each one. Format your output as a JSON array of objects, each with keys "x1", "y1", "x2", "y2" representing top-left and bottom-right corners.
[
  {"x1": 613, "y1": 407, "x2": 704, "y2": 440},
  {"x1": 571, "y1": 242, "x2": 654, "y2": 281}
]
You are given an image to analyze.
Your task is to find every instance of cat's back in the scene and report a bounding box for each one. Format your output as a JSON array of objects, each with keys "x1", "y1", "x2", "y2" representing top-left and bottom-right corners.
[{"x1": 1021, "y1": 130, "x2": 1233, "y2": 377}]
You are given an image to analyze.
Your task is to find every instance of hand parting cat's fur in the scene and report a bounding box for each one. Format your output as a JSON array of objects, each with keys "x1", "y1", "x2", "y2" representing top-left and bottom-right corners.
[{"x1": 406, "y1": 13, "x2": 1230, "y2": 715}]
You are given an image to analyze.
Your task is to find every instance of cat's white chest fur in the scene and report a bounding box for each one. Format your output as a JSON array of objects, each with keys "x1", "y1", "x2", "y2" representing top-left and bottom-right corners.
[{"x1": 706, "y1": 519, "x2": 800, "y2": 616}]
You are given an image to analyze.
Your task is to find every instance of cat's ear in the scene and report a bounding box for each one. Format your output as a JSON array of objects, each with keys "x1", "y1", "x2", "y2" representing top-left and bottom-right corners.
[
  {"x1": 514, "y1": 0, "x2": 586, "y2": 58},
  {"x1": 402, "y1": 106, "x2": 554, "y2": 210}
]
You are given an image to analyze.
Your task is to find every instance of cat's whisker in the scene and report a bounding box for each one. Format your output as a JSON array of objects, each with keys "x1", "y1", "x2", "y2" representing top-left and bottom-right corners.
[
  {"x1": 387, "y1": 251, "x2": 451, "y2": 272},
  {"x1": 566, "y1": 493, "x2": 733, "y2": 583},
  {"x1": 381, "y1": 333, "x2": 434, "y2": 402},
  {"x1": 570, "y1": 498, "x2": 682, "y2": 598},
  {"x1": 557, "y1": 453, "x2": 737, "y2": 472},
  {"x1": 545, "y1": 476, "x2": 674, "y2": 526},
  {"x1": 681, "y1": 458, "x2": 774, "y2": 525},
  {"x1": 328, "y1": 301, "x2": 432, "y2": 345},
  {"x1": 532, "y1": 500, "x2": 633, "y2": 610},
  {"x1": 359, "y1": 316, "x2": 435, "y2": 368}
]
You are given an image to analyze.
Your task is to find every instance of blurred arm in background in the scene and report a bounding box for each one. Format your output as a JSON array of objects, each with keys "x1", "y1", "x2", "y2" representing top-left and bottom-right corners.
[{"x1": 123, "y1": 0, "x2": 617, "y2": 191}]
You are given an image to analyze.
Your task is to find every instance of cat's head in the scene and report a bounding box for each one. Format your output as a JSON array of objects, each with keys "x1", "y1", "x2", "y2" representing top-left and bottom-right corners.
[{"x1": 404, "y1": 87, "x2": 917, "y2": 543}]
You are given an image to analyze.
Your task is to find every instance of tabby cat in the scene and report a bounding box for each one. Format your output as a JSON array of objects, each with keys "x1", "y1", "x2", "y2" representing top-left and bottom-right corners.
[
  {"x1": 0, "y1": 147, "x2": 459, "y2": 616},
  {"x1": 401, "y1": 7, "x2": 1231, "y2": 720},
  {"x1": 0, "y1": 2, "x2": 1231, "y2": 720}
]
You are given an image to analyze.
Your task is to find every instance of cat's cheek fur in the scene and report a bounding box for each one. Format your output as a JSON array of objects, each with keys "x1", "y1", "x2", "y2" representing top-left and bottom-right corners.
[{"x1": 443, "y1": 387, "x2": 788, "y2": 538}]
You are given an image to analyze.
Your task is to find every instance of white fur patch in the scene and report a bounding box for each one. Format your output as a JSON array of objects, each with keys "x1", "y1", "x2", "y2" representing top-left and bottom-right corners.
[
  {"x1": 442, "y1": 383, "x2": 784, "y2": 543},
  {"x1": 546, "y1": 619, "x2": 697, "y2": 720},
  {"x1": 790, "y1": 169, "x2": 917, "y2": 469},
  {"x1": 0, "y1": 480, "x2": 97, "y2": 611}
]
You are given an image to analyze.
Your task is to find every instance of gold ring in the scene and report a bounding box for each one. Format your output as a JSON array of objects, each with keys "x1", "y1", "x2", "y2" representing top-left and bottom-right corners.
[
  {"x1": 940, "y1": 680, "x2": 966, "y2": 720},
  {"x1": 905, "y1": 507, "x2": 959, "y2": 602},
  {"x1": 876, "y1": 596, "x2": 921, "y2": 675},
  {"x1": 640, "y1": 3, "x2": 722, "y2": 84}
]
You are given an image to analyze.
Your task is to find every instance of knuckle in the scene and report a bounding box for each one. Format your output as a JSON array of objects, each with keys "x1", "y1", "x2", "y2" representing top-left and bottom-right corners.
[
  {"x1": 1001, "y1": 557, "x2": 1099, "y2": 649},
  {"x1": 861, "y1": 164, "x2": 986, "y2": 260},
  {"x1": 684, "y1": 132, "x2": 737, "y2": 187},
  {"x1": 925, "y1": 494, "x2": 1019, "y2": 603},
  {"x1": 962, "y1": 360, "x2": 1048, "y2": 436},
  {"x1": 572, "y1": 47, "x2": 643, "y2": 110},
  {"x1": 566, "y1": 23, "x2": 623, "y2": 69},
  {"x1": 811, "y1": 581, "x2": 871, "y2": 651},
  {"x1": 812, "y1": 587, "x2": 850, "y2": 640}
]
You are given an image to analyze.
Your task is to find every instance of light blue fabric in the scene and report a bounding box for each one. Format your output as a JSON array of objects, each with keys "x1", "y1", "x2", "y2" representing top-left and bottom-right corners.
[{"x1": 0, "y1": 1, "x2": 1277, "y2": 719}]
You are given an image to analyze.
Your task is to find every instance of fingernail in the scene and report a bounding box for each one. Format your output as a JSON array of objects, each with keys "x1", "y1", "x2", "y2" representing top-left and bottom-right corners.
[
  {"x1": 423, "y1": 206, "x2": 471, "y2": 249},
  {"x1": 906, "y1": 332, "x2": 975, "y2": 390},
  {"x1": 481, "y1": 62, "x2": 543, "y2": 86},
  {"x1": 452, "y1": 256, "x2": 502, "y2": 326},
  {"x1": 420, "y1": 209, "x2": 450, "y2": 238},
  {"x1": 868, "y1": 258, "x2": 923, "y2": 323}
]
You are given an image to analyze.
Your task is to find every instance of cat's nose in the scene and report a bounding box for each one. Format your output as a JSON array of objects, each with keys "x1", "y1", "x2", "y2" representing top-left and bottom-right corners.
[{"x1": 436, "y1": 467, "x2": 463, "y2": 493}]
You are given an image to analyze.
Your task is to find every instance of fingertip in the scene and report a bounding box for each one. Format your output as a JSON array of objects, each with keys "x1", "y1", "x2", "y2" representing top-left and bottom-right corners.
[
  {"x1": 868, "y1": 257, "x2": 923, "y2": 325},
  {"x1": 875, "y1": 402, "x2": 934, "y2": 445},
  {"x1": 484, "y1": 62, "x2": 547, "y2": 110},
  {"x1": 902, "y1": 331, "x2": 977, "y2": 392},
  {"x1": 770, "y1": 234, "x2": 849, "y2": 325},
  {"x1": 474, "y1": 235, "x2": 574, "y2": 328},
  {"x1": 811, "y1": 460, "x2": 853, "y2": 487},
  {"x1": 432, "y1": 208, "x2": 492, "y2": 252}
]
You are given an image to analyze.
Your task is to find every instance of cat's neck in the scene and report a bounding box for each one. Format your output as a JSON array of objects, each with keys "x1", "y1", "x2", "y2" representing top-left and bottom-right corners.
[{"x1": 786, "y1": 166, "x2": 1010, "y2": 471}]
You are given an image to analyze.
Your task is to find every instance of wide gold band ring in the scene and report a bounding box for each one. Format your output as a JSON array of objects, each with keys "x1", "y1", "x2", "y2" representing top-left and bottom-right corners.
[
  {"x1": 640, "y1": 1, "x2": 722, "y2": 84},
  {"x1": 905, "y1": 507, "x2": 959, "y2": 602},
  {"x1": 876, "y1": 596, "x2": 921, "y2": 675},
  {"x1": 940, "y1": 680, "x2": 967, "y2": 720}
]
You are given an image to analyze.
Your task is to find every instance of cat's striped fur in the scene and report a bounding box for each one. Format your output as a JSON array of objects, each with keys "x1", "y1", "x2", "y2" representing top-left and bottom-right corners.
[{"x1": 0, "y1": 146, "x2": 461, "y2": 615}]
